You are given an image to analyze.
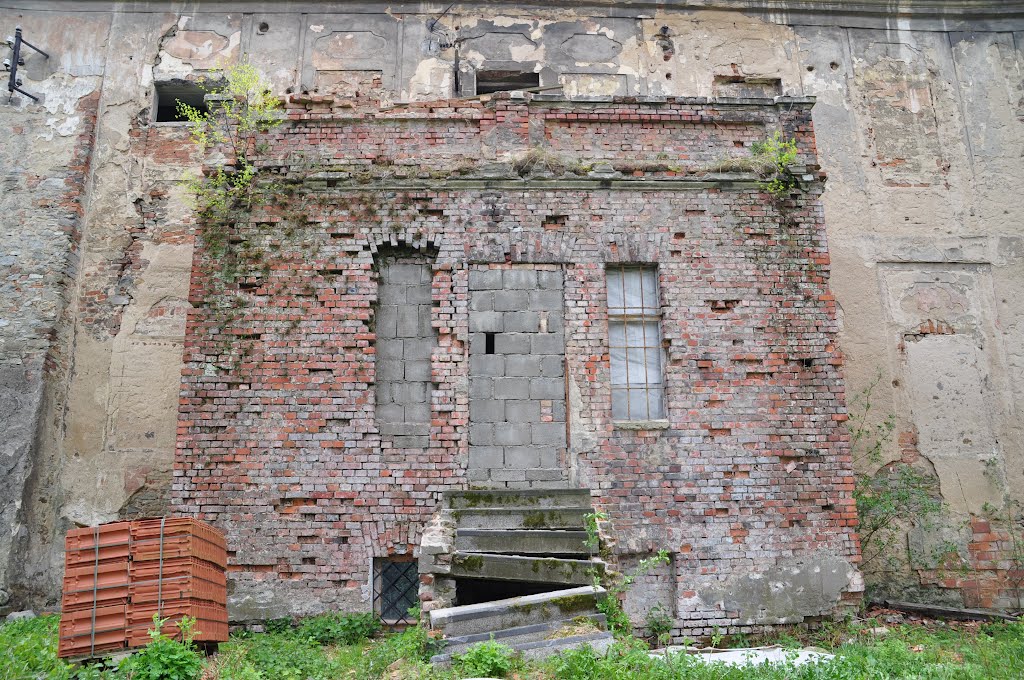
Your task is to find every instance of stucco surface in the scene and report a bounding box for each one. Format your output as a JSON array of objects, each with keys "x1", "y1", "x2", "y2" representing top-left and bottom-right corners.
[{"x1": 1, "y1": 0, "x2": 1022, "y2": 614}]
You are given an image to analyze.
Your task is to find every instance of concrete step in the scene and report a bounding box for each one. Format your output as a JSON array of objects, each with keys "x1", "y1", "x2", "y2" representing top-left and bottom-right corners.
[
  {"x1": 429, "y1": 585, "x2": 606, "y2": 638},
  {"x1": 516, "y1": 631, "x2": 615, "y2": 661},
  {"x1": 432, "y1": 630, "x2": 615, "y2": 665},
  {"x1": 451, "y1": 506, "x2": 589, "y2": 530},
  {"x1": 456, "y1": 529, "x2": 592, "y2": 556},
  {"x1": 438, "y1": 613, "x2": 607, "y2": 657},
  {"x1": 451, "y1": 552, "x2": 603, "y2": 585},
  {"x1": 445, "y1": 488, "x2": 592, "y2": 510}
]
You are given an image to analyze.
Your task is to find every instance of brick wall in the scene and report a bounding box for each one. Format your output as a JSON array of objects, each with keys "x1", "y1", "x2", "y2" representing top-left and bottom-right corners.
[{"x1": 174, "y1": 94, "x2": 861, "y2": 627}]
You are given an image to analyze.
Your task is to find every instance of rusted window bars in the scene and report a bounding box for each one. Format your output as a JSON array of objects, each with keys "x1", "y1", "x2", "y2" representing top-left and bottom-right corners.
[
  {"x1": 373, "y1": 557, "x2": 419, "y2": 626},
  {"x1": 607, "y1": 265, "x2": 666, "y2": 421}
]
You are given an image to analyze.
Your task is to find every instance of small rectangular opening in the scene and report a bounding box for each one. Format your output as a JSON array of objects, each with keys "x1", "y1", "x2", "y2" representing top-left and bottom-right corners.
[
  {"x1": 154, "y1": 81, "x2": 209, "y2": 123},
  {"x1": 373, "y1": 557, "x2": 418, "y2": 625},
  {"x1": 476, "y1": 70, "x2": 540, "y2": 95},
  {"x1": 485, "y1": 332, "x2": 496, "y2": 354}
]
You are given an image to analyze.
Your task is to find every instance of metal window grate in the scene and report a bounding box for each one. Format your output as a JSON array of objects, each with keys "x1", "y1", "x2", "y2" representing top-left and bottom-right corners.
[
  {"x1": 607, "y1": 265, "x2": 666, "y2": 421},
  {"x1": 373, "y1": 558, "x2": 419, "y2": 626}
]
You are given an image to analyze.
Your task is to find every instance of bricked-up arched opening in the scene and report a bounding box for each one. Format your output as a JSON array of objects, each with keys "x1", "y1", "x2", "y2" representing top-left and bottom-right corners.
[{"x1": 373, "y1": 246, "x2": 438, "y2": 448}]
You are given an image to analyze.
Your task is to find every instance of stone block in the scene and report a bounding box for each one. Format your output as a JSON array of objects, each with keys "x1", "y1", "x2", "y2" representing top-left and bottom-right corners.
[
  {"x1": 469, "y1": 423, "x2": 494, "y2": 446},
  {"x1": 391, "y1": 434, "x2": 429, "y2": 448},
  {"x1": 537, "y1": 449, "x2": 560, "y2": 468},
  {"x1": 470, "y1": 398, "x2": 505, "y2": 423},
  {"x1": 495, "y1": 333, "x2": 531, "y2": 354},
  {"x1": 494, "y1": 423, "x2": 532, "y2": 446},
  {"x1": 489, "y1": 469, "x2": 528, "y2": 482},
  {"x1": 529, "y1": 290, "x2": 563, "y2": 311},
  {"x1": 503, "y1": 445, "x2": 541, "y2": 467},
  {"x1": 376, "y1": 403, "x2": 405, "y2": 423},
  {"x1": 503, "y1": 269, "x2": 537, "y2": 289},
  {"x1": 378, "y1": 284, "x2": 406, "y2": 305},
  {"x1": 469, "y1": 354, "x2": 505, "y2": 377},
  {"x1": 503, "y1": 355, "x2": 542, "y2": 377},
  {"x1": 404, "y1": 361, "x2": 431, "y2": 381},
  {"x1": 468, "y1": 446, "x2": 504, "y2": 468},
  {"x1": 388, "y1": 262, "x2": 428, "y2": 285},
  {"x1": 531, "y1": 334, "x2": 565, "y2": 354},
  {"x1": 397, "y1": 308, "x2": 423, "y2": 337},
  {"x1": 469, "y1": 268, "x2": 503, "y2": 290},
  {"x1": 526, "y1": 468, "x2": 566, "y2": 481},
  {"x1": 469, "y1": 311, "x2": 503, "y2": 333},
  {"x1": 403, "y1": 337, "x2": 434, "y2": 361},
  {"x1": 532, "y1": 422, "x2": 566, "y2": 446},
  {"x1": 376, "y1": 359, "x2": 404, "y2": 381},
  {"x1": 376, "y1": 305, "x2": 398, "y2": 336},
  {"x1": 503, "y1": 311, "x2": 540, "y2": 333},
  {"x1": 469, "y1": 378, "x2": 492, "y2": 399},
  {"x1": 404, "y1": 401, "x2": 431, "y2": 423},
  {"x1": 406, "y1": 283, "x2": 433, "y2": 304},
  {"x1": 536, "y1": 270, "x2": 564, "y2": 290},
  {"x1": 541, "y1": 356, "x2": 564, "y2": 378},
  {"x1": 391, "y1": 382, "x2": 428, "y2": 403},
  {"x1": 505, "y1": 400, "x2": 541, "y2": 422},
  {"x1": 494, "y1": 290, "x2": 529, "y2": 311},
  {"x1": 493, "y1": 377, "x2": 530, "y2": 400},
  {"x1": 530, "y1": 377, "x2": 565, "y2": 400},
  {"x1": 469, "y1": 291, "x2": 494, "y2": 312},
  {"x1": 376, "y1": 340, "x2": 403, "y2": 360}
]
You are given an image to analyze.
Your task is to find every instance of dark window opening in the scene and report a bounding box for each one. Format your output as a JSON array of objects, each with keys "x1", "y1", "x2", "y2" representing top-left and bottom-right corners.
[
  {"x1": 456, "y1": 578, "x2": 566, "y2": 606},
  {"x1": 485, "y1": 332, "x2": 496, "y2": 354},
  {"x1": 373, "y1": 557, "x2": 418, "y2": 625},
  {"x1": 475, "y1": 70, "x2": 540, "y2": 95},
  {"x1": 154, "y1": 81, "x2": 208, "y2": 123}
]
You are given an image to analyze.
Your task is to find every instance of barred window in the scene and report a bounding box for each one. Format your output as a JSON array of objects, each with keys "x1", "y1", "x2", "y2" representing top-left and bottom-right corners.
[
  {"x1": 373, "y1": 557, "x2": 418, "y2": 625},
  {"x1": 607, "y1": 266, "x2": 666, "y2": 421}
]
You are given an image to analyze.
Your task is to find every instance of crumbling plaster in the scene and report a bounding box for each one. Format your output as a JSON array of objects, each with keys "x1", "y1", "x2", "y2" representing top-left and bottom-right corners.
[{"x1": 1, "y1": 0, "x2": 1022, "y2": 613}]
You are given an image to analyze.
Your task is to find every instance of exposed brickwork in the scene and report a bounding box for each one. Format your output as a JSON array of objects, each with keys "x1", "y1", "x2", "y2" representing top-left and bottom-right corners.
[{"x1": 174, "y1": 94, "x2": 861, "y2": 628}]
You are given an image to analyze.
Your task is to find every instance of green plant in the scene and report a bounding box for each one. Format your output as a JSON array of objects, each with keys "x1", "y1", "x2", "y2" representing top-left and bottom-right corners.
[
  {"x1": 453, "y1": 639, "x2": 516, "y2": 678},
  {"x1": 0, "y1": 614, "x2": 74, "y2": 680},
  {"x1": 584, "y1": 510, "x2": 607, "y2": 553},
  {"x1": 298, "y1": 611, "x2": 380, "y2": 646},
  {"x1": 751, "y1": 131, "x2": 799, "y2": 199},
  {"x1": 644, "y1": 603, "x2": 673, "y2": 648},
  {"x1": 355, "y1": 624, "x2": 441, "y2": 680},
  {"x1": 850, "y1": 373, "x2": 943, "y2": 571},
  {"x1": 592, "y1": 548, "x2": 671, "y2": 637},
  {"x1": 116, "y1": 615, "x2": 203, "y2": 680}
]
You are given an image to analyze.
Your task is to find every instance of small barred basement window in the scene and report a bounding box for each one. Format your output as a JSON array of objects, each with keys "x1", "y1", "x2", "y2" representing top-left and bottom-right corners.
[
  {"x1": 373, "y1": 557, "x2": 418, "y2": 624},
  {"x1": 607, "y1": 265, "x2": 666, "y2": 421}
]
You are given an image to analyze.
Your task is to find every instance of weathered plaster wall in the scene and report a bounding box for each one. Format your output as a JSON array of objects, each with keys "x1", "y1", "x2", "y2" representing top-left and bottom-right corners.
[{"x1": 2, "y1": 0, "x2": 1022, "y2": 614}]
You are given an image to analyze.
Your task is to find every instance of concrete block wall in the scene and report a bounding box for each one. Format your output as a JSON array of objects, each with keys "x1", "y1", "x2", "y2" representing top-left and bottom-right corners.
[
  {"x1": 376, "y1": 253, "x2": 435, "y2": 449},
  {"x1": 468, "y1": 266, "x2": 567, "y2": 488}
]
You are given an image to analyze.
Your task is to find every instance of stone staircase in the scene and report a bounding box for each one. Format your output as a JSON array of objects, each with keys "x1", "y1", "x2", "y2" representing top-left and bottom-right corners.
[{"x1": 422, "y1": 488, "x2": 614, "y2": 664}]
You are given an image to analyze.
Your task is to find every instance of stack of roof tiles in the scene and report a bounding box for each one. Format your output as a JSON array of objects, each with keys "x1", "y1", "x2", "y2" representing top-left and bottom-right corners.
[{"x1": 59, "y1": 517, "x2": 228, "y2": 659}]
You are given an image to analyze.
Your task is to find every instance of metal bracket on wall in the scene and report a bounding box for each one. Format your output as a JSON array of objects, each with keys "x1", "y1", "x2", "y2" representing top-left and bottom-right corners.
[{"x1": 5, "y1": 26, "x2": 49, "y2": 103}]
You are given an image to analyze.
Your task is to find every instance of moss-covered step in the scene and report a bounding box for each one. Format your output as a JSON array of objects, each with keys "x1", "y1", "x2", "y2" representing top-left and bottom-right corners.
[
  {"x1": 428, "y1": 585, "x2": 607, "y2": 638},
  {"x1": 444, "y1": 488, "x2": 593, "y2": 510},
  {"x1": 451, "y1": 552, "x2": 604, "y2": 585},
  {"x1": 450, "y1": 507, "x2": 589, "y2": 530},
  {"x1": 455, "y1": 529, "x2": 592, "y2": 556}
]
